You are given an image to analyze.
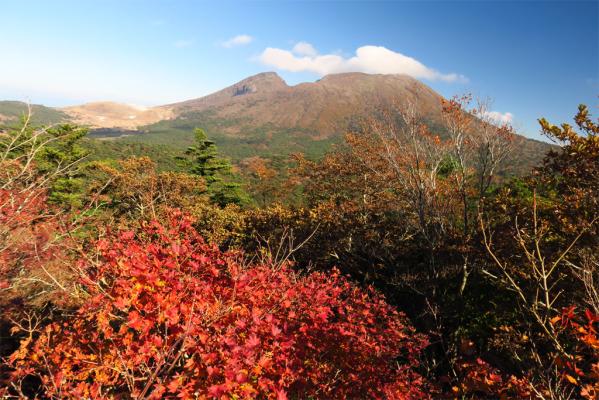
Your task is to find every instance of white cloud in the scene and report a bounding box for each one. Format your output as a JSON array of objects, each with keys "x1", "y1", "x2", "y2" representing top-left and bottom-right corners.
[
  {"x1": 221, "y1": 34, "x2": 254, "y2": 48},
  {"x1": 259, "y1": 43, "x2": 466, "y2": 82},
  {"x1": 483, "y1": 110, "x2": 514, "y2": 124},
  {"x1": 292, "y1": 41, "x2": 317, "y2": 57},
  {"x1": 173, "y1": 39, "x2": 193, "y2": 48}
]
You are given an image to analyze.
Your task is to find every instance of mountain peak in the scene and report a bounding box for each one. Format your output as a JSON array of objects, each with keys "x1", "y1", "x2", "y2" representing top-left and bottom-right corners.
[
  {"x1": 232, "y1": 72, "x2": 287, "y2": 95},
  {"x1": 244, "y1": 71, "x2": 284, "y2": 81},
  {"x1": 170, "y1": 72, "x2": 287, "y2": 110}
]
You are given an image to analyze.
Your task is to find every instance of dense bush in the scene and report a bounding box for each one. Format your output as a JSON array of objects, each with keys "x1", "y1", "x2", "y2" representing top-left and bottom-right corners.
[
  {"x1": 86, "y1": 156, "x2": 208, "y2": 226},
  {"x1": 8, "y1": 211, "x2": 429, "y2": 399}
]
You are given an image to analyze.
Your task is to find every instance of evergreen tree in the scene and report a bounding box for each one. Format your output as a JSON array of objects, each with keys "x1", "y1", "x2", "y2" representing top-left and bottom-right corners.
[
  {"x1": 38, "y1": 124, "x2": 89, "y2": 208},
  {"x1": 1, "y1": 119, "x2": 88, "y2": 209},
  {"x1": 178, "y1": 128, "x2": 248, "y2": 206}
]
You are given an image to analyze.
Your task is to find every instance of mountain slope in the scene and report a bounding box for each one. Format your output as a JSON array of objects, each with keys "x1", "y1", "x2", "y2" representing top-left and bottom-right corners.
[{"x1": 0, "y1": 101, "x2": 67, "y2": 125}]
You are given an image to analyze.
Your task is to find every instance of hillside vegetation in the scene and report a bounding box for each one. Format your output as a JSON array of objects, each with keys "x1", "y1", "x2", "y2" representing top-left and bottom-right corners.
[
  {"x1": 1, "y1": 91, "x2": 596, "y2": 399},
  {"x1": 0, "y1": 101, "x2": 67, "y2": 125}
]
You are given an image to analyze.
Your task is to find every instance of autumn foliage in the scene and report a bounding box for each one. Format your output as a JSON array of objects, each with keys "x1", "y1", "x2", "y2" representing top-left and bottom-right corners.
[
  {"x1": 9, "y1": 211, "x2": 428, "y2": 399},
  {"x1": 2, "y1": 101, "x2": 597, "y2": 399}
]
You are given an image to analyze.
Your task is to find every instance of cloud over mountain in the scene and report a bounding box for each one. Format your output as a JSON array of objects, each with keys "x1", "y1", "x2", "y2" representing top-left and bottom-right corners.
[{"x1": 259, "y1": 43, "x2": 466, "y2": 82}]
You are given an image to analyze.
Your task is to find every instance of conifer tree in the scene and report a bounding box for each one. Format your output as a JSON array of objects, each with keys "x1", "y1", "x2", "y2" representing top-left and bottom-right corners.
[
  {"x1": 38, "y1": 124, "x2": 89, "y2": 208},
  {"x1": 178, "y1": 128, "x2": 248, "y2": 206}
]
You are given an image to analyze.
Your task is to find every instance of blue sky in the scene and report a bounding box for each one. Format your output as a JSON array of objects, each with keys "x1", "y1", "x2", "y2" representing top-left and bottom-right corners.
[{"x1": 0, "y1": 0, "x2": 597, "y2": 141}]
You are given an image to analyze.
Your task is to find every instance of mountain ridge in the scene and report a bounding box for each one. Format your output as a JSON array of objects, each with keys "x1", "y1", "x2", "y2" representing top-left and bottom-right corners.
[
  {"x1": 10, "y1": 72, "x2": 443, "y2": 131},
  {"x1": 156, "y1": 72, "x2": 446, "y2": 139}
]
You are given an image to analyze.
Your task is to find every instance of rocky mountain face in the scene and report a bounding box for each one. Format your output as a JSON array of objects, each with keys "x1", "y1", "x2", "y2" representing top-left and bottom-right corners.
[{"x1": 159, "y1": 72, "x2": 445, "y2": 138}]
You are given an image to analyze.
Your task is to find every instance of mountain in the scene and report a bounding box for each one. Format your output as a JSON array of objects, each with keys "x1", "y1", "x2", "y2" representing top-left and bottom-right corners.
[
  {"x1": 158, "y1": 72, "x2": 445, "y2": 140},
  {"x1": 162, "y1": 71, "x2": 445, "y2": 133},
  {"x1": 147, "y1": 72, "x2": 550, "y2": 173},
  {"x1": 1, "y1": 73, "x2": 552, "y2": 173}
]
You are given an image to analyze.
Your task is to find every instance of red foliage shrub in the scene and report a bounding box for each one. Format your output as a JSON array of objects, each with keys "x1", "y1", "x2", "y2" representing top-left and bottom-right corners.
[
  {"x1": 0, "y1": 188, "x2": 60, "y2": 398},
  {"x1": 0, "y1": 188, "x2": 56, "y2": 291},
  {"x1": 9, "y1": 211, "x2": 429, "y2": 399}
]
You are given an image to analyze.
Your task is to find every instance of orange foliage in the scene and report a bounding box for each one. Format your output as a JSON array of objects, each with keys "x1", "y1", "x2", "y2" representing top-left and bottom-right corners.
[{"x1": 552, "y1": 307, "x2": 599, "y2": 400}]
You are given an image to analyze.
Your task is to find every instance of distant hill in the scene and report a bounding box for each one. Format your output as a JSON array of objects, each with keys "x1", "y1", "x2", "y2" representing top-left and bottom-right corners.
[
  {"x1": 61, "y1": 102, "x2": 173, "y2": 129},
  {"x1": 0, "y1": 101, "x2": 67, "y2": 125},
  {"x1": 1, "y1": 73, "x2": 553, "y2": 173}
]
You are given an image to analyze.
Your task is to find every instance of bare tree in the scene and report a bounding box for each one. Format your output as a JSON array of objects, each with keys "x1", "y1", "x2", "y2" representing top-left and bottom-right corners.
[
  {"x1": 567, "y1": 254, "x2": 599, "y2": 315},
  {"x1": 348, "y1": 102, "x2": 450, "y2": 248},
  {"x1": 470, "y1": 98, "x2": 516, "y2": 199},
  {"x1": 480, "y1": 191, "x2": 598, "y2": 355}
]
